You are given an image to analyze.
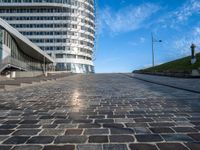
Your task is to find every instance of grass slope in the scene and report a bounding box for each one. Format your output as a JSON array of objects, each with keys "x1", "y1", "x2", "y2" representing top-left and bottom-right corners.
[{"x1": 141, "y1": 53, "x2": 200, "y2": 74}]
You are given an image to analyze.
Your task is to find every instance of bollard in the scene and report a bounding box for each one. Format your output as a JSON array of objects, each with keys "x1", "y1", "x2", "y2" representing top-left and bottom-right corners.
[{"x1": 191, "y1": 43, "x2": 196, "y2": 64}]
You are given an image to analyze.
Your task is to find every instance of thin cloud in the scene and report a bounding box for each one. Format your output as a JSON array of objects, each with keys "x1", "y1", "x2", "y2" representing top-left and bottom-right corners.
[
  {"x1": 152, "y1": 0, "x2": 200, "y2": 56},
  {"x1": 128, "y1": 37, "x2": 146, "y2": 46},
  {"x1": 140, "y1": 37, "x2": 146, "y2": 43},
  {"x1": 99, "y1": 3, "x2": 160, "y2": 34},
  {"x1": 157, "y1": 0, "x2": 200, "y2": 28},
  {"x1": 193, "y1": 27, "x2": 200, "y2": 35},
  {"x1": 173, "y1": 27, "x2": 200, "y2": 55},
  {"x1": 174, "y1": 0, "x2": 200, "y2": 22}
]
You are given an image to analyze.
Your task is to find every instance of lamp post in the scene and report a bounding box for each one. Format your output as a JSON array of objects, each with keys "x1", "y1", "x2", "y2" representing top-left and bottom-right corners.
[
  {"x1": 151, "y1": 33, "x2": 162, "y2": 67},
  {"x1": 43, "y1": 56, "x2": 46, "y2": 76}
]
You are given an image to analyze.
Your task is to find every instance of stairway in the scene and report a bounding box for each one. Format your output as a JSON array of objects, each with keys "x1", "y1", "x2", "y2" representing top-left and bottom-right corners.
[{"x1": 0, "y1": 73, "x2": 73, "y2": 91}]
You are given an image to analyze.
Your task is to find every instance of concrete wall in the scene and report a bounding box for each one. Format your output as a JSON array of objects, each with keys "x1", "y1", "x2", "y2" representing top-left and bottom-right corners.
[{"x1": 14, "y1": 71, "x2": 43, "y2": 78}]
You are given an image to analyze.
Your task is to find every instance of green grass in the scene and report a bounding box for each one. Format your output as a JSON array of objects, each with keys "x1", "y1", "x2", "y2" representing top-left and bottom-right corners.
[{"x1": 140, "y1": 53, "x2": 200, "y2": 74}]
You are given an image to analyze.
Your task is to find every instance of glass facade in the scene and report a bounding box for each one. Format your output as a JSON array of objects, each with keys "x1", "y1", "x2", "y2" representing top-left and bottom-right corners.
[
  {"x1": 0, "y1": 0, "x2": 95, "y2": 73},
  {"x1": 0, "y1": 0, "x2": 94, "y2": 9},
  {"x1": 0, "y1": 27, "x2": 50, "y2": 72},
  {"x1": 56, "y1": 62, "x2": 94, "y2": 73}
]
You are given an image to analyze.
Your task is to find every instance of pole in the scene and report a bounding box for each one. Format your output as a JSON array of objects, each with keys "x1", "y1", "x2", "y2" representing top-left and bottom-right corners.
[
  {"x1": 151, "y1": 33, "x2": 154, "y2": 67},
  {"x1": 43, "y1": 56, "x2": 46, "y2": 76}
]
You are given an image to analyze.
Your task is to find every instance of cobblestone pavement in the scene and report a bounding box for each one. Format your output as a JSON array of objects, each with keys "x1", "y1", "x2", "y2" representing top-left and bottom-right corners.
[{"x1": 0, "y1": 73, "x2": 199, "y2": 150}]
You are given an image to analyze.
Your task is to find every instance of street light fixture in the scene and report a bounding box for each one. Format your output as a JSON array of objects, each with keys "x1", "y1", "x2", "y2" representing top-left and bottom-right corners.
[{"x1": 151, "y1": 33, "x2": 162, "y2": 67}]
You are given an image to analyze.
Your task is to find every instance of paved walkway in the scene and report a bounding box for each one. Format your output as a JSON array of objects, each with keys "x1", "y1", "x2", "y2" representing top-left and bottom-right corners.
[
  {"x1": 132, "y1": 73, "x2": 200, "y2": 93},
  {"x1": 0, "y1": 74, "x2": 199, "y2": 150}
]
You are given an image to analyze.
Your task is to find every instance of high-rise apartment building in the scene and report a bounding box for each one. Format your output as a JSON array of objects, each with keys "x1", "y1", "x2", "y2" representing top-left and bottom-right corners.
[{"x1": 0, "y1": 0, "x2": 95, "y2": 73}]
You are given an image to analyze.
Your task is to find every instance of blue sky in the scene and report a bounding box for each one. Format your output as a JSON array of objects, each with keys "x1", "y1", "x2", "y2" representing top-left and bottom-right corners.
[{"x1": 94, "y1": 0, "x2": 200, "y2": 73}]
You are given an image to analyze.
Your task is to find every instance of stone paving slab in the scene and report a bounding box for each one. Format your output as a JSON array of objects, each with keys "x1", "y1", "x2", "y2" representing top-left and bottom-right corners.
[{"x1": 0, "y1": 73, "x2": 199, "y2": 150}]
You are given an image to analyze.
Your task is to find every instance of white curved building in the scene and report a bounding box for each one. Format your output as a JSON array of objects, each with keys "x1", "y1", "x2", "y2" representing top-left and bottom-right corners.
[{"x1": 0, "y1": 0, "x2": 95, "y2": 73}]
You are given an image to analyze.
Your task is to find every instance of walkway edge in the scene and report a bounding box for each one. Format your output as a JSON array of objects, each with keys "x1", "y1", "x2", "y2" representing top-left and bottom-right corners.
[{"x1": 123, "y1": 73, "x2": 200, "y2": 94}]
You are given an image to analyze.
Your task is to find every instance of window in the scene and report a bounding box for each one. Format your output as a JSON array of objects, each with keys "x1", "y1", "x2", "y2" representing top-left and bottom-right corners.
[{"x1": 56, "y1": 54, "x2": 64, "y2": 58}]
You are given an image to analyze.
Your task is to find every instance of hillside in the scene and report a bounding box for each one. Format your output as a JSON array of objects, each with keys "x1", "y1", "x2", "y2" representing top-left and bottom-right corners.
[{"x1": 139, "y1": 53, "x2": 200, "y2": 75}]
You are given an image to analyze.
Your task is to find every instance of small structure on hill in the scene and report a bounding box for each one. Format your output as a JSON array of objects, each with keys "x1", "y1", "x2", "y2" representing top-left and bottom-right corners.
[{"x1": 191, "y1": 43, "x2": 196, "y2": 64}]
